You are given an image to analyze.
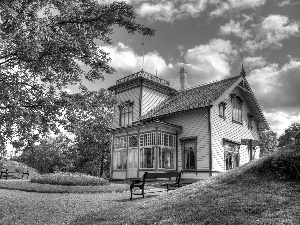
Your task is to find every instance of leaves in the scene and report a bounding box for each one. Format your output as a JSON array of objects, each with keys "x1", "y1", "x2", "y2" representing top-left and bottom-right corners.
[
  {"x1": 0, "y1": 0, "x2": 154, "y2": 147},
  {"x1": 278, "y1": 123, "x2": 300, "y2": 148}
]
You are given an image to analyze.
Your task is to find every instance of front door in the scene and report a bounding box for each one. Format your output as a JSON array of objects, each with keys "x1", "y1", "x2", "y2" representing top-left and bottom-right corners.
[{"x1": 127, "y1": 148, "x2": 138, "y2": 178}]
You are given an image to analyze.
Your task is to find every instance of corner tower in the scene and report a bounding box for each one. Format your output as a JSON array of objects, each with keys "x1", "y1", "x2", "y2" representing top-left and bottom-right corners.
[{"x1": 108, "y1": 70, "x2": 177, "y2": 128}]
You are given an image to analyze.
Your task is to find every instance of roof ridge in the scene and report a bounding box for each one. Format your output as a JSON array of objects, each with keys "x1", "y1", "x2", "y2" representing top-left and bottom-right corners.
[{"x1": 178, "y1": 74, "x2": 242, "y2": 93}]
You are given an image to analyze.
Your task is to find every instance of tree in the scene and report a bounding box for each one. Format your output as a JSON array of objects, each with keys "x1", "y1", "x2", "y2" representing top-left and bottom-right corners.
[
  {"x1": 17, "y1": 133, "x2": 72, "y2": 173},
  {"x1": 0, "y1": 0, "x2": 154, "y2": 148},
  {"x1": 61, "y1": 89, "x2": 114, "y2": 177},
  {"x1": 278, "y1": 123, "x2": 300, "y2": 148},
  {"x1": 259, "y1": 130, "x2": 277, "y2": 155}
]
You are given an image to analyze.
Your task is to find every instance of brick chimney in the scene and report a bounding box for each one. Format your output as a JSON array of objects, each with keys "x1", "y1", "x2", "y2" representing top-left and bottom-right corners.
[{"x1": 179, "y1": 67, "x2": 187, "y2": 91}]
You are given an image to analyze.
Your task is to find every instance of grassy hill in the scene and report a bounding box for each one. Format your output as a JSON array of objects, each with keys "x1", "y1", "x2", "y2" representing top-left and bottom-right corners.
[
  {"x1": 80, "y1": 148, "x2": 300, "y2": 224},
  {"x1": 0, "y1": 159, "x2": 40, "y2": 179}
]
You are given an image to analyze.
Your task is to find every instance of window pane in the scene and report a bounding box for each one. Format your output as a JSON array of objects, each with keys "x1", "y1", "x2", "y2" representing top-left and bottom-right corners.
[
  {"x1": 183, "y1": 141, "x2": 195, "y2": 170},
  {"x1": 140, "y1": 147, "x2": 154, "y2": 168},
  {"x1": 114, "y1": 149, "x2": 127, "y2": 169}
]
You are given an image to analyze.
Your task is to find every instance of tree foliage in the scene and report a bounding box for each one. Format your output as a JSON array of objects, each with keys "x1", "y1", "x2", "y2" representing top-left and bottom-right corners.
[
  {"x1": 17, "y1": 134, "x2": 72, "y2": 173},
  {"x1": 0, "y1": 0, "x2": 154, "y2": 147},
  {"x1": 259, "y1": 130, "x2": 277, "y2": 155},
  {"x1": 277, "y1": 123, "x2": 300, "y2": 148},
  {"x1": 61, "y1": 89, "x2": 114, "y2": 177}
]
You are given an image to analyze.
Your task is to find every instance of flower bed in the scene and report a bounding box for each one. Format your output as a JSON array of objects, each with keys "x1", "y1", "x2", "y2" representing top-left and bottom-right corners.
[{"x1": 31, "y1": 172, "x2": 109, "y2": 186}]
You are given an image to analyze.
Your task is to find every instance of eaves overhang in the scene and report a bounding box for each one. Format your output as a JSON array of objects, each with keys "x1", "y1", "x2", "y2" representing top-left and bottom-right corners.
[
  {"x1": 239, "y1": 79, "x2": 270, "y2": 131},
  {"x1": 107, "y1": 120, "x2": 182, "y2": 133}
]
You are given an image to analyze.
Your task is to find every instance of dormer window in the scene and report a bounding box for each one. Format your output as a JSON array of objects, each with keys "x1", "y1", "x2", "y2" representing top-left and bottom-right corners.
[
  {"x1": 119, "y1": 101, "x2": 133, "y2": 127},
  {"x1": 248, "y1": 113, "x2": 254, "y2": 129},
  {"x1": 231, "y1": 94, "x2": 243, "y2": 124},
  {"x1": 219, "y1": 102, "x2": 227, "y2": 118}
]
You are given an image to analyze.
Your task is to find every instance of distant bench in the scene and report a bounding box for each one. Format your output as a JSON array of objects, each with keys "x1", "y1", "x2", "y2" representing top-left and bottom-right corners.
[
  {"x1": 130, "y1": 171, "x2": 182, "y2": 200},
  {"x1": 0, "y1": 167, "x2": 29, "y2": 180}
]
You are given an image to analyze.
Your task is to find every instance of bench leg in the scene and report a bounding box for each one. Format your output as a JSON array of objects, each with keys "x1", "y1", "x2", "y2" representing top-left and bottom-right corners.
[{"x1": 130, "y1": 187, "x2": 133, "y2": 200}]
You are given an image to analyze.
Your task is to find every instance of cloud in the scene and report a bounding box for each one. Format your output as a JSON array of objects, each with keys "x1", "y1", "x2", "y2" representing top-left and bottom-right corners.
[
  {"x1": 182, "y1": 39, "x2": 237, "y2": 83},
  {"x1": 101, "y1": 43, "x2": 170, "y2": 77},
  {"x1": 278, "y1": 0, "x2": 300, "y2": 7},
  {"x1": 264, "y1": 111, "x2": 300, "y2": 136},
  {"x1": 219, "y1": 19, "x2": 252, "y2": 39},
  {"x1": 177, "y1": 44, "x2": 185, "y2": 56},
  {"x1": 243, "y1": 56, "x2": 267, "y2": 70},
  {"x1": 246, "y1": 60, "x2": 300, "y2": 134},
  {"x1": 210, "y1": 0, "x2": 266, "y2": 17},
  {"x1": 247, "y1": 60, "x2": 300, "y2": 112},
  {"x1": 243, "y1": 15, "x2": 299, "y2": 52},
  {"x1": 136, "y1": 0, "x2": 208, "y2": 22}
]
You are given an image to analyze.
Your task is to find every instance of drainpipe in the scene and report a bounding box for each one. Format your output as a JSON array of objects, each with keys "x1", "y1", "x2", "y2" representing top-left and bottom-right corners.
[{"x1": 208, "y1": 106, "x2": 213, "y2": 177}]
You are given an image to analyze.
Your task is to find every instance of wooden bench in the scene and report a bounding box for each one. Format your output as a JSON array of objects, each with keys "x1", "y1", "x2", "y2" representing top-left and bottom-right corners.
[
  {"x1": 0, "y1": 167, "x2": 29, "y2": 180},
  {"x1": 130, "y1": 171, "x2": 181, "y2": 200}
]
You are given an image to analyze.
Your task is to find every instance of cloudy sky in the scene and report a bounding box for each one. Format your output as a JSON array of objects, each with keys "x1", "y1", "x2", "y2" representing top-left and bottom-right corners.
[{"x1": 77, "y1": 0, "x2": 300, "y2": 136}]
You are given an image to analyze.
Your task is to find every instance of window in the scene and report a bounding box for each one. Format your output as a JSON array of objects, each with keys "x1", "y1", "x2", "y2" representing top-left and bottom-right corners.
[
  {"x1": 224, "y1": 141, "x2": 240, "y2": 170},
  {"x1": 140, "y1": 147, "x2": 155, "y2": 168},
  {"x1": 159, "y1": 147, "x2": 174, "y2": 169},
  {"x1": 119, "y1": 102, "x2": 133, "y2": 127},
  {"x1": 129, "y1": 135, "x2": 138, "y2": 147},
  {"x1": 113, "y1": 149, "x2": 127, "y2": 170},
  {"x1": 219, "y1": 102, "x2": 226, "y2": 118},
  {"x1": 248, "y1": 113, "x2": 254, "y2": 129},
  {"x1": 182, "y1": 139, "x2": 196, "y2": 170},
  {"x1": 232, "y1": 95, "x2": 242, "y2": 123}
]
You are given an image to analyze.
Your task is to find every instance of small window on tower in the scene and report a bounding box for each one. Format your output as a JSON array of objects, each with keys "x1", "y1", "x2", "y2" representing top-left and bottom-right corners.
[{"x1": 119, "y1": 101, "x2": 133, "y2": 127}]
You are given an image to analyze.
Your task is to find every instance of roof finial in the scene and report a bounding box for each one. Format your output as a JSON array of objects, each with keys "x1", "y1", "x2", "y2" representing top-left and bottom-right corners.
[{"x1": 240, "y1": 54, "x2": 246, "y2": 78}]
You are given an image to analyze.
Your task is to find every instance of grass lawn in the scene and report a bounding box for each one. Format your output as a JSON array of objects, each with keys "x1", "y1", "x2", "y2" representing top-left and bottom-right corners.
[
  {"x1": 0, "y1": 150, "x2": 299, "y2": 224},
  {"x1": 0, "y1": 179, "x2": 131, "y2": 193}
]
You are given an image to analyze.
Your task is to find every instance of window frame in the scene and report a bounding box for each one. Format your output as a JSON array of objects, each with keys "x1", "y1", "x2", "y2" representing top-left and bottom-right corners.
[
  {"x1": 219, "y1": 101, "x2": 227, "y2": 119},
  {"x1": 139, "y1": 147, "x2": 155, "y2": 169},
  {"x1": 181, "y1": 137, "x2": 197, "y2": 171},
  {"x1": 113, "y1": 148, "x2": 127, "y2": 170},
  {"x1": 231, "y1": 94, "x2": 243, "y2": 124},
  {"x1": 247, "y1": 113, "x2": 254, "y2": 130},
  {"x1": 119, "y1": 101, "x2": 134, "y2": 127},
  {"x1": 223, "y1": 139, "x2": 240, "y2": 171}
]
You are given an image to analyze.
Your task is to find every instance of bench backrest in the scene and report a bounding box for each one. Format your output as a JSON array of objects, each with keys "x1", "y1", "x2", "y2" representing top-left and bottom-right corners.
[
  {"x1": 1, "y1": 166, "x2": 26, "y2": 173},
  {"x1": 142, "y1": 171, "x2": 181, "y2": 183}
]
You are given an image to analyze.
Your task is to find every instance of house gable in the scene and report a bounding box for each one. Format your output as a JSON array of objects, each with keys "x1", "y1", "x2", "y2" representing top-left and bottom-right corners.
[{"x1": 211, "y1": 82, "x2": 265, "y2": 172}]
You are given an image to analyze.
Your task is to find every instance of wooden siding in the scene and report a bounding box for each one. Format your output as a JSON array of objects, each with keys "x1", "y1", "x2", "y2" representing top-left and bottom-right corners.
[
  {"x1": 113, "y1": 87, "x2": 140, "y2": 128},
  {"x1": 161, "y1": 109, "x2": 210, "y2": 172},
  {"x1": 211, "y1": 87, "x2": 260, "y2": 172},
  {"x1": 141, "y1": 87, "x2": 168, "y2": 116}
]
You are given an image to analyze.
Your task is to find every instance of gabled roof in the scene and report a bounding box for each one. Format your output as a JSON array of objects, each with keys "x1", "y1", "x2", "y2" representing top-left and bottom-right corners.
[
  {"x1": 140, "y1": 75, "x2": 243, "y2": 120},
  {"x1": 238, "y1": 79, "x2": 270, "y2": 130}
]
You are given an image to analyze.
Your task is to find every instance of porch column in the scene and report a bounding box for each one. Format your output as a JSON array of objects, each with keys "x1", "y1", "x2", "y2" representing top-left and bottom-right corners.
[
  {"x1": 111, "y1": 134, "x2": 114, "y2": 179},
  {"x1": 126, "y1": 131, "x2": 129, "y2": 179},
  {"x1": 155, "y1": 127, "x2": 158, "y2": 172},
  {"x1": 137, "y1": 129, "x2": 140, "y2": 178}
]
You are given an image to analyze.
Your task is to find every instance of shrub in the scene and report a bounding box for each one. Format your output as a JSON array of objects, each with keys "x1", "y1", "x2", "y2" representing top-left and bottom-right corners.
[
  {"x1": 30, "y1": 172, "x2": 109, "y2": 186},
  {"x1": 245, "y1": 148, "x2": 300, "y2": 180}
]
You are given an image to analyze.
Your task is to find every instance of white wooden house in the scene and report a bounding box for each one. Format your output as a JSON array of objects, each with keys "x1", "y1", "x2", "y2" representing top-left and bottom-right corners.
[{"x1": 108, "y1": 67, "x2": 269, "y2": 180}]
